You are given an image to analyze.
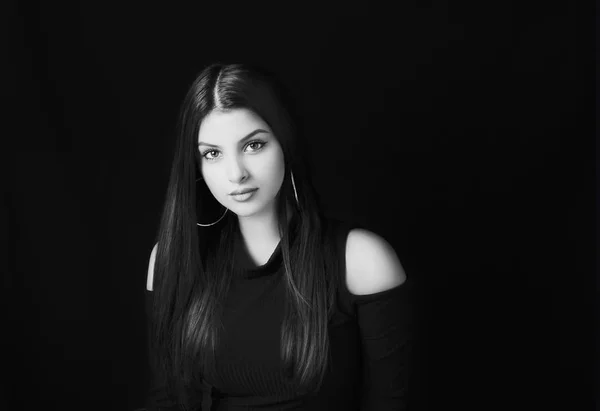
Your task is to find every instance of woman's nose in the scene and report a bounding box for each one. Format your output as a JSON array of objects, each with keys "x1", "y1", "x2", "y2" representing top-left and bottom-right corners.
[{"x1": 226, "y1": 155, "x2": 248, "y2": 183}]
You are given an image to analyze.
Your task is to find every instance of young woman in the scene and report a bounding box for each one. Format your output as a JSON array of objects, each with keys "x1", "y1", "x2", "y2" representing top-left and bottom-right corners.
[{"x1": 144, "y1": 63, "x2": 412, "y2": 411}]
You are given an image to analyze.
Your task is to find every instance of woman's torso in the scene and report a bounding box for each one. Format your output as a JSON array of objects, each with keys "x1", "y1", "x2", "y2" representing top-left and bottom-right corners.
[{"x1": 202, "y1": 217, "x2": 362, "y2": 410}]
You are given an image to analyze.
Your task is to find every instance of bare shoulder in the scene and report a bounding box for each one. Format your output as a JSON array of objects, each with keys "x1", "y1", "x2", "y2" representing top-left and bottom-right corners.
[
  {"x1": 146, "y1": 243, "x2": 158, "y2": 292},
  {"x1": 345, "y1": 228, "x2": 406, "y2": 296}
]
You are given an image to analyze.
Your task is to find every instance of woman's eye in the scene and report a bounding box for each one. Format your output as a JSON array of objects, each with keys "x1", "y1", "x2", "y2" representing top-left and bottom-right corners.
[
  {"x1": 246, "y1": 141, "x2": 266, "y2": 152},
  {"x1": 202, "y1": 150, "x2": 220, "y2": 160}
]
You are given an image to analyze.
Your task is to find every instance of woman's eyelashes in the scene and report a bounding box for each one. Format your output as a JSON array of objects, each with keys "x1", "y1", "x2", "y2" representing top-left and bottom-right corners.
[
  {"x1": 246, "y1": 140, "x2": 266, "y2": 152},
  {"x1": 201, "y1": 140, "x2": 267, "y2": 161},
  {"x1": 201, "y1": 149, "x2": 220, "y2": 161}
]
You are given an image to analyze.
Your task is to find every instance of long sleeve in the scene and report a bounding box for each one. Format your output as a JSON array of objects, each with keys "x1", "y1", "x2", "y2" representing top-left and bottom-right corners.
[
  {"x1": 353, "y1": 278, "x2": 414, "y2": 411},
  {"x1": 144, "y1": 290, "x2": 204, "y2": 411},
  {"x1": 145, "y1": 380, "x2": 188, "y2": 411}
]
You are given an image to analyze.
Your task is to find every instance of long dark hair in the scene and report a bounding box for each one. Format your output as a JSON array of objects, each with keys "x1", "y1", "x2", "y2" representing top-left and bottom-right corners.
[{"x1": 149, "y1": 63, "x2": 336, "y2": 409}]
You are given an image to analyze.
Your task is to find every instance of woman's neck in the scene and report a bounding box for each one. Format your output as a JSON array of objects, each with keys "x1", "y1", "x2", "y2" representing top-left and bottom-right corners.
[{"x1": 236, "y1": 202, "x2": 293, "y2": 265}]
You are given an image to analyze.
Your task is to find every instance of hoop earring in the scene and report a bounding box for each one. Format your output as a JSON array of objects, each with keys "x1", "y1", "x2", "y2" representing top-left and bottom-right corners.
[
  {"x1": 195, "y1": 178, "x2": 228, "y2": 227},
  {"x1": 290, "y1": 171, "x2": 300, "y2": 208}
]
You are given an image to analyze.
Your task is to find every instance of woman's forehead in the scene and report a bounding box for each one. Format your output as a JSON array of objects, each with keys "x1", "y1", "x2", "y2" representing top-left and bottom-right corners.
[{"x1": 198, "y1": 108, "x2": 271, "y2": 144}]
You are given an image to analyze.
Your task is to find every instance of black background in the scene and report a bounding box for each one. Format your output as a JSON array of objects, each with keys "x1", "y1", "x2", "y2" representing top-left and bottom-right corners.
[{"x1": 4, "y1": 1, "x2": 591, "y2": 410}]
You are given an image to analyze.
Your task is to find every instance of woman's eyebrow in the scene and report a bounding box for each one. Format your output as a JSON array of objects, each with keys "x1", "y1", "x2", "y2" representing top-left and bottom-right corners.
[{"x1": 198, "y1": 129, "x2": 269, "y2": 148}]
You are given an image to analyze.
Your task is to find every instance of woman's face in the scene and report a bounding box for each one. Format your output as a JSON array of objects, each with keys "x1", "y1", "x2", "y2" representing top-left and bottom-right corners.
[{"x1": 197, "y1": 108, "x2": 285, "y2": 220}]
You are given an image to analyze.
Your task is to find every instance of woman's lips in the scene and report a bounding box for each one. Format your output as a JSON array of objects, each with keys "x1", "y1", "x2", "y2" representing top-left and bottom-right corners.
[
  {"x1": 230, "y1": 188, "x2": 258, "y2": 202},
  {"x1": 229, "y1": 187, "x2": 257, "y2": 195}
]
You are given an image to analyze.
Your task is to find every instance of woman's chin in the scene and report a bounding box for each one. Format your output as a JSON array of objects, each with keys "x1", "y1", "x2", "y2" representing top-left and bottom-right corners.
[
  {"x1": 229, "y1": 202, "x2": 275, "y2": 220},
  {"x1": 231, "y1": 209, "x2": 261, "y2": 219},
  {"x1": 227, "y1": 202, "x2": 256, "y2": 216}
]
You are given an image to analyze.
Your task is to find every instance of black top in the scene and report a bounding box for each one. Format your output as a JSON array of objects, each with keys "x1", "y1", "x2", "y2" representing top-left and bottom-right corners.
[{"x1": 144, "y1": 217, "x2": 413, "y2": 410}]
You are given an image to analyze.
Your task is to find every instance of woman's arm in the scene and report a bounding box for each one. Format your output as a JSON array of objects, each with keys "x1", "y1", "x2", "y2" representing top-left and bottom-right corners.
[{"x1": 346, "y1": 229, "x2": 413, "y2": 410}]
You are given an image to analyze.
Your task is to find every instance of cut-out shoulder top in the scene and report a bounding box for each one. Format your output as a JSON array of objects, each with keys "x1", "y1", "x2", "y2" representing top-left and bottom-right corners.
[{"x1": 144, "y1": 217, "x2": 413, "y2": 410}]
